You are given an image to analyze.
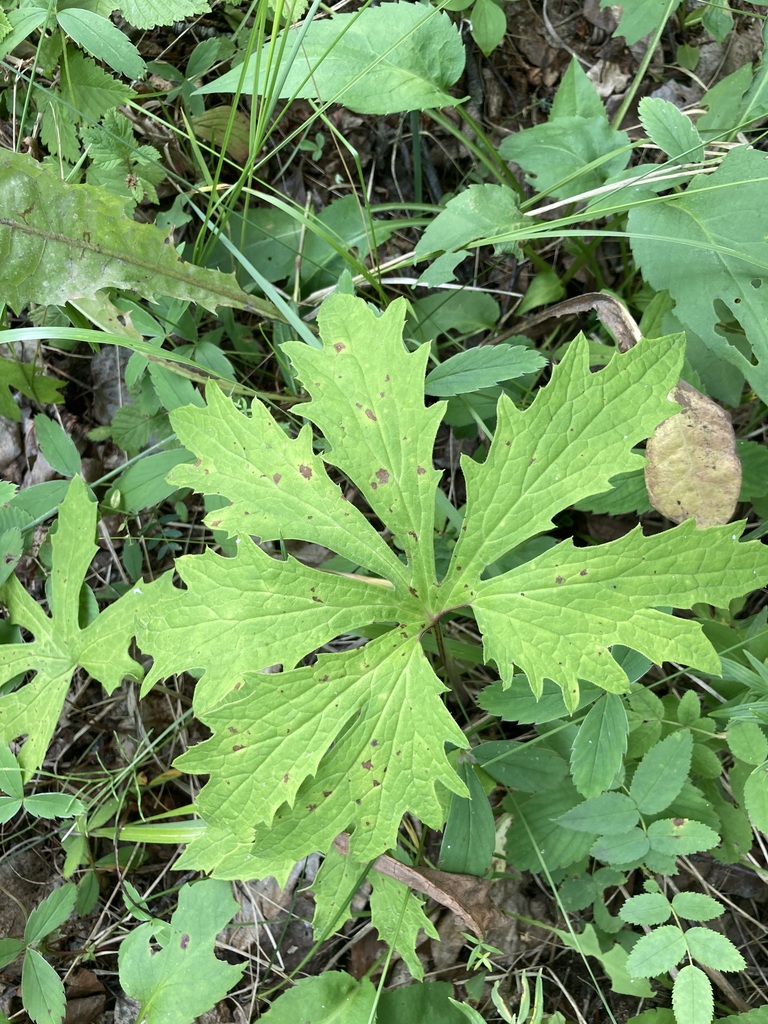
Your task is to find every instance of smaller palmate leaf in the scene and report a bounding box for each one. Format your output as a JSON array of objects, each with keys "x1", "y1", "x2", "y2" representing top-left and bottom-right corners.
[
  {"x1": 626, "y1": 924, "x2": 687, "y2": 977},
  {"x1": 21, "y1": 949, "x2": 65, "y2": 1024},
  {"x1": 619, "y1": 892, "x2": 672, "y2": 926},
  {"x1": 570, "y1": 693, "x2": 628, "y2": 797},
  {"x1": 684, "y1": 928, "x2": 746, "y2": 972},
  {"x1": 557, "y1": 792, "x2": 639, "y2": 835},
  {"x1": 630, "y1": 731, "x2": 693, "y2": 814},
  {"x1": 671, "y1": 892, "x2": 724, "y2": 923},
  {"x1": 0, "y1": 743, "x2": 23, "y2": 800},
  {"x1": 0, "y1": 477, "x2": 145, "y2": 776},
  {"x1": 369, "y1": 872, "x2": 438, "y2": 981},
  {"x1": 25, "y1": 884, "x2": 77, "y2": 946}
]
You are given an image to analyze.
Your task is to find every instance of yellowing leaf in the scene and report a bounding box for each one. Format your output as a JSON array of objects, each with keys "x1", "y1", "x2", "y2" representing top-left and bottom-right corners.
[{"x1": 645, "y1": 381, "x2": 742, "y2": 527}]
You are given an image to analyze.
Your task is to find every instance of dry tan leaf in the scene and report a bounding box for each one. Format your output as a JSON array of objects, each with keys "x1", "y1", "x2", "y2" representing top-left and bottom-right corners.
[
  {"x1": 644, "y1": 381, "x2": 742, "y2": 528},
  {"x1": 191, "y1": 107, "x2": 251, "y2": 164}
]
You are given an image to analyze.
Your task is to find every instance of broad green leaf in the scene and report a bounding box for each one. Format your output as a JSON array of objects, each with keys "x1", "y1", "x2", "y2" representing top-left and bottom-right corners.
[
  {"x1": 506, "y1": 786, "x2": 595, "y2": 872},
  {"x1": 684, "y1": 927, "x2": 746, "y2": 972},
  {"x1": 672, "y1": 965, "x2": 713, "y2": 1024},
  {"x1": 629, "y1": 146, "x2": 768, "y2": 404},
  {"x1": 424, "y1": 344, "x2": 546, "y2": 397},
  {"x1": 638, "y1": 98, "x2": 704, "y2": 163},
  {"x1": 671, "y1": 892, "x2": 724, "y2": 923},
  {"x1": 0, "y1": 477, "x2": 145, "y2": 776},
  {"x1": 554, "y1": 923, "x2": 655, "y2": 997},
  {"x1": 21, "y1": 949, "x2": 65, "y2": 1024},
  {"x1": 0, "y1": 359, "x2": 66, "y2": 423},
  {"x1": 117, "y1": 0, "x2": 211, "y2": 30},
  {"x1": 299, "y1": 195, "x2": 397, "y2": 290},
  {"x1": 646, "y1": 818, "x2": 719, "y2": 857},
  {"x1": 743, "y1": 762, "x2": 768, "y2": 830},
  {"x1": 470, "y1": 0, "x2": 506, "y2": 55},
  {"x1": 198, "y1": 4, "x2": 465, "y2": 115},
  {"x1": 34, "y1": 415, "x2": 81, "y2": 478},
  {"x1": 311, "y1": 846, "x2": 366, "y2": 941},
  {"x1": 257, "y1": 973, "x2": 376, "y2": 1023},
  {"x1": 369, "y1": 872, "x2": 438, "y2": 980},
  {"x1": 106, "y1": 449, "x2": 194, "y2": 514},
  {"x1": 479, "y1": 676, "x2": 599, "y2": 724},
  {"x1": 414, "y1": 185, "x2": 525, "y2": 286},
  {"x1": 59, "y1": 48, "x2": 133, "y2": 122},
  {"x1": 626, "y1": 924, "x2": 687, "y2": 977},
  {"x1": 677, "y1": 689, "x2": 700, "y2": 726},
  {"x1": 439, "y1": 759, "x2": 495, "y2": 875},
  {"x1": 25, "y1": 883, "x2": 77, "y2": 946},
  {"x1": 558, "y1": 792, "x2": 639, "y2": 835},
  {"x1": 619, "y1": 893, "x2": 672, "y2": 926},
  {"x1": 571, "y1": 693, "x2": 628, "y2": 797},
  {"x1": 473, "y1": 741, "x2": 568, "y2": 792},
  {"x1": 630, "y1": 731, "x2": 693, "y2": 814},
  {"x1": 56, "y1": 10, "x2": 145, "y2": 78},
  {"x1": 118, "y1": 880, "x2": 243, "y2": 1024},
  {"x1": 0, "y1": 8, "x2": 47, "y2": 64},
  {"x1": 0, "y1": 795, "x2": 22, "y2": 823},
  {"x1": 550, "y1": 56, "x2": 608, "y2": 121},
  {"x1": 0, "y1": 150, "x2": 274, "y2": 321},
  {"x1": 0, "y1": 743, "x2": 23, "y2": 800},
  {"x1": 602, "y1": 0, "x2": 683, "y2": 45},
  {"x1": 409, "y1": 291, "x2": 501, "y2": 343},
  {"x1": 727, "y1": 720, "x2": 768, "y2": 765}
]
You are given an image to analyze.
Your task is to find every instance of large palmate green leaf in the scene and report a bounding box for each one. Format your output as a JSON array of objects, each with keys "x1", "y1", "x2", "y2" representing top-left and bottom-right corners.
[
  {"x1": 134, "y1": 294, "x2": 768, "y2": 883},
  {"x1": 629, "y1": 145, "x2": 768, "y2": 403},
  {"x1": 197, "y1": 3, "x2": 465, "y2": 115},
  {"x1": 0, "y1": 477, "x2": 144, "y2": 777},
  {"x1": 0, "y1": 150, "x2": 275, "y2": 321}
]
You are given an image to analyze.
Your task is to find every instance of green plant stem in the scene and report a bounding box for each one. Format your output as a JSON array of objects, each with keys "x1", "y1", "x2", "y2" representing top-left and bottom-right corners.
[{"x1": 610, "y1": 0, "x2": 680, "y2": 130}]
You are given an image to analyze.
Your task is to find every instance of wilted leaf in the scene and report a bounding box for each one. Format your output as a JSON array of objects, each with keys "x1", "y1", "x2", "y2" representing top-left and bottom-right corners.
[{"x1": 645, "y1": 381, "x2": 741, "y2": 527}]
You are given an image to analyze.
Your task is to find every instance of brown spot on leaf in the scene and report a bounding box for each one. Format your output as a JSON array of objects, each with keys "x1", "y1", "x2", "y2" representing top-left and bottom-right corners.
[
  {"x1": 307, "y1": 804, "x2": 317, "y2": 812},
  {"x1": 194, "y1": 458, "x2": 202, "y2": 467},
  {"x1": 385, "y1": 374, "x2": 391, "y2": 382},
  {"x1": 299, "y1": 464, "x2": 312, "y2": 479},
  {"x1": 371, "y1": 739, "x2": 379, "y2": 747},
  {"x1": 373, "y1": 780, "x2": 380, "y2": 787},
  {"x1": 283, "y1": 774, "x2": 290, "y2": 783},
  {"x1": 371, "y1": 482, "x2": 377, "y2": 490},
  {"x1": 376, "y1": 468, "x2": 390, "y2": 484},
  {"x1": 232, "y1": 744, "x2": 245, "y2": 752},
  {"x1": 362, "y1": 759, "x2": 373, "y2": 770},
  {"x1": 555, "y1": 576, "x2": 565, "y2": 584},
  {"x1": 312, "y1": 596, "x2": 322, "y2": 603},
  {"x1": 273, "y1": 473, "x2": 282, "y2": 484},
  {"x1": 334, "y1": 342, "x2": 346, "y2": 352},
  {"x1": 180, "y1": 934, "x2": 190, "y2": 949},
  {"x1": 228, "y1": 727, "x2": 238, "y2": 734},
  {"x1": 580, "y1": 569, "x2": 588, "y2": 576},
  {"x1": 417, "y1": 466, "x2": 426, "y2": 475},
  {"x1": 210, "y1": 520, "x2": 221, "y2": 528},
  {"x1": 365, "y1": 408, "x2": 377, "y2": 421},
  {"x1": 323, "y1": 790, "x2": 332, "y2": 798}
]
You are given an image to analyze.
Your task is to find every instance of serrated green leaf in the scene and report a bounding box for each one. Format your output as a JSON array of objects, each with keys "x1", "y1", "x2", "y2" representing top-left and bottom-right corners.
[
  {"x1": 684, "y1": 927, "x2": 746, "y2": 971},
  {"x1": 638, "y1": 98, "x2": 704, "y2": 163},
  {"x1": 311, "y1": 846, "x2": 366, "y2": 941},
  {"x1": 118, "y1": 0, "x2": 211, "y2": 30},
  {"x1": 174, "y1": 633, "x2": 467, "y2": 873},
  {"x1": 626, "y1": 924, "x2": 686, "y2": 977},
  {"x1": 619, "y1": 892, "x2": 672, "y2": 926},
  {"x1": 424, "y1": 344, "x2": 546, "y2": 397},
  {"x1": 34, "y1": 416, "x2": 81, "y2": 478},
  {"x1": 646, "y1": 817, "x2": 719, "y2": 857},
  {"x1": 671, "y1": 892, "x2": 724, "y2": 922},
  {"x1": 440, "y1": 759, "x2": 495, "y2": 875},
  {"x1": 56, "y1": 10, "x2": 145, "y2": 78},
  {"x1": 0, "y1": 794, "x2": 22, "y2": 824},
  {"x1": 24, "y1": 793, "x2": 85, "y2": 819},
  {"x1": 558, "y1": 791, "x2": 639, "y2": 835},
  {"x1": 0, "y1": 149, "x2": 272, "y2": 319},
  {"x1": 571, "y1": 693, "x2": 628, "y2": 797},
  {"x1": 0, "y1": 743, "x2": 23, "y2": 800},
  {"x1": 743, "y1": 762, "x2": 768, "y2": 830},
  {"x1": 472, "y1": 741, "x2": 568, "y2": 792},
  {"x1": 672, "y1": 965, "x2": 713, "y2": 1024},
  {"x1": 470, "y1": 0, "x2": 505, "y2": 55},
  {"x1": 0, "y1": 477, "x2": 145, "y2": 776},
  {"x1": 25, "y1": 883, "x2": 77, "y2": 946},
  {"x1": 118, "y1": 879, "x2": 243, "y2": 1024},
  {"x1": 257, "y1": 972, "x2": 376, "y2": 1023},
  {"x1": 60, "y1": 48, "x2": 133, "y2": 122},
  {"x1": 0, "y1": 938, "x2": 25, "y2": 969},
  {"x1": 727, "y1": 721, "x2": 768, "y2": 765},
  {"x1": 677, "y1": 689, "x2": 701, "y2": 726},
  {"x1": 370, "y1": 872, "x2": 438, "y2": 980},
  {"x1": 199, "y1": 4, "x2": 464, "y2": 115},
  {"x1": 591, "y1": 826, "x2": 650, "y2": 866},
  {"x1": 630, "y1": 730, "x2": 693, "y2": 814},
  {"x1": 21, "y1": 948, "x2": 66, "y2": 1024}
]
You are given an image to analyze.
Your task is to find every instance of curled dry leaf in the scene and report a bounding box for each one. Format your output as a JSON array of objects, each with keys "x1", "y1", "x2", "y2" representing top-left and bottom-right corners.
[{"x1": 645, "y1": 381, "x2": 742, "y2": 528}]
